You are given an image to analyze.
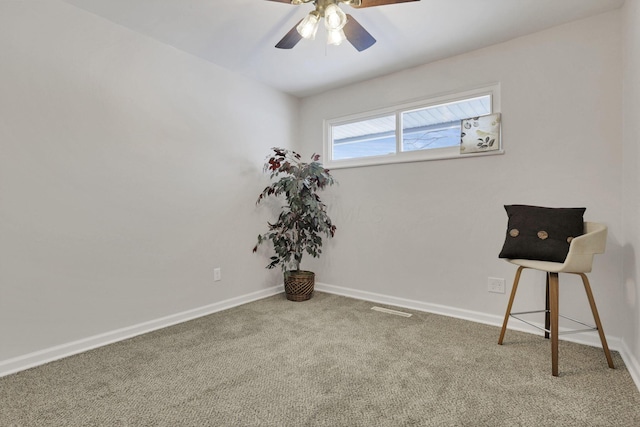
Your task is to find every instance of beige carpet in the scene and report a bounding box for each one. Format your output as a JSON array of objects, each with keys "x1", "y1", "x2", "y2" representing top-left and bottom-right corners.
[{"x1": 1, "y1": 292, "x2": 639, "y2": 426}]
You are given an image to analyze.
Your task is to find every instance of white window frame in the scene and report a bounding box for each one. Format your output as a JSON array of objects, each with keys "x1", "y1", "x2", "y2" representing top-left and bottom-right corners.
[{"x1": 324, "y1": 83, "x2": 503, "y2": 169}]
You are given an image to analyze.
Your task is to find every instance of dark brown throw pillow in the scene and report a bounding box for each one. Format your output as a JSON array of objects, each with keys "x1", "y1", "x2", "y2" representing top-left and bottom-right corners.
[{"x1": 498, "y1": 205, "x2": 586, "y2": 263}]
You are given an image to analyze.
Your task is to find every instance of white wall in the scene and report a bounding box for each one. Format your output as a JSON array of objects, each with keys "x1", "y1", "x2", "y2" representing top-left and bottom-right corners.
[
  {"x1": 300, "y1": 11, "x2": 626, "y2": 348},
  {"x1": 0, "y1": 1, "x2": 297, "y2": 362},
  {"x1": 622, "y1": 0, "x2": 640, "y2": 376}
]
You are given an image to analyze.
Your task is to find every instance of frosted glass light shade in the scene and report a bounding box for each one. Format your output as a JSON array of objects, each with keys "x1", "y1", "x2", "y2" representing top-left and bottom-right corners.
[
  {"x1": 324, "y1": 4, "x2": 347, "y2": 31},
  {"x1": 327, "y1": 28, "x2": 346, "y2": 46},
  {"x1": 297, "y1": 12, "x2": 320, "y2": 40}
]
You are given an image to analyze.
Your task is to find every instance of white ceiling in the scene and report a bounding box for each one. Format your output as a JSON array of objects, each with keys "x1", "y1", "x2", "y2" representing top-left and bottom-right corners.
[{"x1": 61, "y1": 0, "x2": 624, "y2": 97}]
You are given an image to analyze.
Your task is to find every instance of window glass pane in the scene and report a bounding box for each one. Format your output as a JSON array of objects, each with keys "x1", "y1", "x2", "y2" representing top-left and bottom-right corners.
[
  {"x1": 401, "y1": 95, "x2": 491, "y2": 152},
  {"x1": 332, "y1": 115, "x2": 395, "y2": 160}
]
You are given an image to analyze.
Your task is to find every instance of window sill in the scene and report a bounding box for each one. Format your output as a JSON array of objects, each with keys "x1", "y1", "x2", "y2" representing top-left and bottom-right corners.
[{"x1": 326, "y1": 149, "x2": 505, "y2": 170}]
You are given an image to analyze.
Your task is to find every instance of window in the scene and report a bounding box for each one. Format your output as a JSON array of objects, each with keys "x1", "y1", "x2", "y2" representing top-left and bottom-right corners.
[
  {"x1": 325, "y1": 84, "x2": 501, "y2": 168},
  {"x1": 331, "y1": 115, "x2": 396, "y2": 160}
]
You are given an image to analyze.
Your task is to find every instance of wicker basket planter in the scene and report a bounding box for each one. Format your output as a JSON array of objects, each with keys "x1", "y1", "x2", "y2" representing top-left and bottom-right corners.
[{"x1": 284, "y1": 270, "x2": 315, "y2": 301}]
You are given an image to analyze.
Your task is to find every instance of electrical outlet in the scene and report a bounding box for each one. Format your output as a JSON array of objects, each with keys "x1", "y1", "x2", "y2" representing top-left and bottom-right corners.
[
  {"x1": 488, "y1": 277, "x2": 505, "y2": 294},
  {"x1": 214, "y1": 268, "x2": 221, "y2": 282}
]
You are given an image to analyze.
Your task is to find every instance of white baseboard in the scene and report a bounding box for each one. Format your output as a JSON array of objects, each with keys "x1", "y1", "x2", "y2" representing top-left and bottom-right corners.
[
  {"x1": 619, "y1": 339, "x2": 640, "y2": 392},
  {"x1": 0, "y1": 285, "x2": 282, "y2": 378},
  {"x1": 315, "y1": 282, "x2": 640, "y2": 392}
]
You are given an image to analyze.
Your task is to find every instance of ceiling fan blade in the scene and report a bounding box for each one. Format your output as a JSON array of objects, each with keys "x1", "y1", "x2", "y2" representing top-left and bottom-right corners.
[
  {"x1": 350, "y1": 0, "x2": 420, "y2": 8},
  {"x1": 275, "y1": 20, "x2": 304, "y2": 49},
  {"x1": 344, "y1": 14, "x2": 376, "y2": 51}
]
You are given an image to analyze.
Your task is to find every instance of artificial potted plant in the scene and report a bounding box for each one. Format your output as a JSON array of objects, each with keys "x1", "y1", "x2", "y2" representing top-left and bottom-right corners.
[{"x1": 253, "y1": 147, "x2": 337, "y2": 301}]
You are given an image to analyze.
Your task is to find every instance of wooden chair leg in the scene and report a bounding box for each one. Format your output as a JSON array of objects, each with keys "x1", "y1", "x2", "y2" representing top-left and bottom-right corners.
[
  {"x1": 549, "y1": 272, "x2": 560, "y2": 376},
  {"x1": 498, "y1": 266, "x2": 524, "y2": 345},
  {"x1": 545, "y1": 273, "x2": 550, "y2": 339},
  {"x1": 578, "y1": 273, "x2": 615, "y2": 369}
]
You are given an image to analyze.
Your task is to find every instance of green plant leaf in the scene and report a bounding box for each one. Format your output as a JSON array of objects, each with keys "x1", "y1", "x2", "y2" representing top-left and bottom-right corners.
[{"x1": 253, "y1": 147, "x2": 337, "y2": 271}]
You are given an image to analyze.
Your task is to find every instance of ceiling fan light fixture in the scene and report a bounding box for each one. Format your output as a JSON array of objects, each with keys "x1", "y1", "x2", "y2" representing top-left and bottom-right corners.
[
  {"x1": 324, "y1": 4, "x2": 348, "y2": 31},
  {"x1": 272, "y1": 0, "x2": 400, "y2": 52},
  {"x1": 297, "y1": 11, "x2": 320, "y2": 40},
  {"x1": 326, "y1": 28, "x2": 347, "y2": 46}
]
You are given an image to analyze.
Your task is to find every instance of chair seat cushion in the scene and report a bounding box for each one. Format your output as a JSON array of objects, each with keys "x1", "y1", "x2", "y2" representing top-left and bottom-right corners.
[{"x1": 498, "y1": 205, "x2": 585, "y2": 263}]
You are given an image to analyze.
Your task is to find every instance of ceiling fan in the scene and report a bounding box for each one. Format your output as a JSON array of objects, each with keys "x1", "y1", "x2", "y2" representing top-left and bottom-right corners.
[{"x1": 267, "y1": 0, "x2": 420, "y2": 52}]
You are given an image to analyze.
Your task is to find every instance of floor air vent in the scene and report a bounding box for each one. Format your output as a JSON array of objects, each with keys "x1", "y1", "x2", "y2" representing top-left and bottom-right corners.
[{"x1": 371, "y1": 306, "x2": 412, "y2": 317}]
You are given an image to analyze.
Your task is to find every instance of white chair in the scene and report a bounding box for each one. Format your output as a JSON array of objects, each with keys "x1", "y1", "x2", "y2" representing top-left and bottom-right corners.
[{"x1": 498, "y1": 222, "x2": 614, "y2": 376}]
